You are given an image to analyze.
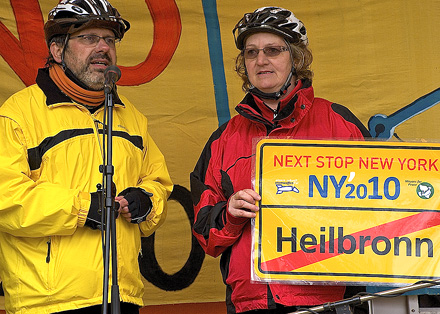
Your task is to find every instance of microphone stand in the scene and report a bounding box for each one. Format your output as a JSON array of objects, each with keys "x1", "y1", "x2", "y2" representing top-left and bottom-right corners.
[{"x1": 101, "y1": 72, "x2": 121, "y2": 314}]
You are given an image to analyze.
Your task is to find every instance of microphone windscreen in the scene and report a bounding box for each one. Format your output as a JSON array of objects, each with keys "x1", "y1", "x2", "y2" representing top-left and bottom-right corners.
[{"x1": 104, "y1": 65, "x2": 121, "y2": 82}]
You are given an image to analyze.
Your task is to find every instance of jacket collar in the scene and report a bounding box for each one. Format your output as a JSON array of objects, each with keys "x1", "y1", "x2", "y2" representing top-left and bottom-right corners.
[
  {"x1": 236, "y1": 79, "x2": 314, "y2": 126},
  {"x1": 36, "y1": 67, "x2": 124, "y2": 108}
]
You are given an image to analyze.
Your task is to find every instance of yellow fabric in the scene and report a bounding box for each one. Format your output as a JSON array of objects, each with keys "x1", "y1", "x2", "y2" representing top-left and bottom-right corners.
[
  {"x1": 0, "y1": 84, "x2": 173, "y2": 313},
  {"x1": 0, "y1": 0, "x2": 439, "y2": 310}
]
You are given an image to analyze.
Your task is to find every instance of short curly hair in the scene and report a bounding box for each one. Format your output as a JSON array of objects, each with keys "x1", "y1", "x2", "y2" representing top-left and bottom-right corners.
[{"x1": 234, "y1": 40, "x2": 313, "y2": 92}]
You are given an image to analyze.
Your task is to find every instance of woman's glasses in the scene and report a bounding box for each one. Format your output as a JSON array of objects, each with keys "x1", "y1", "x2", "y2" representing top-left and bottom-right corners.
[{"x1": 243, "y1": 46, "x2": 289, "y2": 59}]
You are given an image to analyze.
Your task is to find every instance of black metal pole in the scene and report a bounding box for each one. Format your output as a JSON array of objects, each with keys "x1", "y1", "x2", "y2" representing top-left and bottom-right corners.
[{"x1": 102, "y1": 77, "x2": 120, "y2": 314}]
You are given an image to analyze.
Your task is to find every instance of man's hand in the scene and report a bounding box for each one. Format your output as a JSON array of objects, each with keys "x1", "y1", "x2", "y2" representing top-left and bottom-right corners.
[
  {"x1": 116, "y1": 188, "x2": 152, "y2": 224},
  {"x1": 85, "y1": 184, "x2": 120, "y2": 230},
  {"x1": 85, "y1": 191, "x2": 103, "y2": 230}
]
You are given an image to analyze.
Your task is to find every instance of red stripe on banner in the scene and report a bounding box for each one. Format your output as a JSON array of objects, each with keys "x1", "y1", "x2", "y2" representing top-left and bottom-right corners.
[
  {"x1": 260, "y1": 211, "x2": 440, "y2": 271},
  {"x1": 0, "y1": 0, "x2": 46, "y2": 86},
  {"x1": 118, "y1": 0, "x2": 182, "y2": 86}
]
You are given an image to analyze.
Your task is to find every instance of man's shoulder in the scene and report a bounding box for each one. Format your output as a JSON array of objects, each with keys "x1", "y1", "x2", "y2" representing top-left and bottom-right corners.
[
  {"x1": 1, "y1": 84, "x2": 44, "y2": 114},
  {"x1": 116, "y1": 94, "x2": 146, "y2": 116}
]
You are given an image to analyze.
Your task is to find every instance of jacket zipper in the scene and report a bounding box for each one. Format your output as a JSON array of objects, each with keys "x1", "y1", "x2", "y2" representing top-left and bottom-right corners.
[
  {"x1": 93, "y1": 117, "x2": 105, "y2": 155},
  {"x1": 46, "y1": 237, "x2": 51, "y2": 263}
]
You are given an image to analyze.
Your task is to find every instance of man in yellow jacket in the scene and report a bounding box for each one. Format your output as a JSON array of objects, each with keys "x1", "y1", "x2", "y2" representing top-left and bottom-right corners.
[{"x1": 0, "y1": 0, "x2": 173, "y2": 313}]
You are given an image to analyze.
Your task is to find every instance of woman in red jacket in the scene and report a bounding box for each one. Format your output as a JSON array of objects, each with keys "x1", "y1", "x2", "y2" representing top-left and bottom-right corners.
[{"x1": 191, "y1": 6, "x2": 370, "y2": 314}]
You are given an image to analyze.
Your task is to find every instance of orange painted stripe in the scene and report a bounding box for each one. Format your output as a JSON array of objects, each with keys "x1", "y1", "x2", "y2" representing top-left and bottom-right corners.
[
  {"x1": 141, "y1": 302, "x2": 226, "y2": 313},
  {"x1": 0, "y1": 302, "x2": 226, "y2": 314}
]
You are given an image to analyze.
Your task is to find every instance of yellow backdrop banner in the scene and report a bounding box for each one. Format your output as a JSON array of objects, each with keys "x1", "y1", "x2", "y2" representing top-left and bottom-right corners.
[{"x1": 0, "y1": 0, "x2": 439, "y2": 307}]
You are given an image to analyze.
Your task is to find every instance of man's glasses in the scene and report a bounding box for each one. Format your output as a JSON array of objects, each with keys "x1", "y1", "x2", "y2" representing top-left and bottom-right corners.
[
  {"x1": 69, "y1": 34, "x2": 120, "y2": 48},
  {"x1": 243, "y1": 46, "x2": 289, "y2": 59}
]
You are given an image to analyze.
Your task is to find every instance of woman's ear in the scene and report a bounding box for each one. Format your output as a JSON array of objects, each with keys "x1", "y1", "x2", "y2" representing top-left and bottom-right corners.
[{"x1": 49, "y1": 42, "x2": 63, "y2": 63}]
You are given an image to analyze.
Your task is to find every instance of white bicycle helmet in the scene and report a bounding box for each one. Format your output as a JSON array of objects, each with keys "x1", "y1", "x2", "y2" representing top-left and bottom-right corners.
[
  {"x1": 44, "y1": 0, "x2": 130, "y2": 44},
  {"x1": 233, "y1": 6, "x2": 308, "y2": 50}
]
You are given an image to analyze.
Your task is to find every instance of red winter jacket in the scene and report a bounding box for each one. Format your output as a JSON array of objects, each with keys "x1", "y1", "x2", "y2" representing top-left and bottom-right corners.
[{"x1": 191, "y1": 80, "x2": 370, "y2": 313}]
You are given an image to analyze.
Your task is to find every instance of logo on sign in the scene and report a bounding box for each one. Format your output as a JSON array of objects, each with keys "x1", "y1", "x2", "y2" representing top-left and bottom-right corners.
[
  {"x1": 417, "y1": 182, "x2": 434, "y2": 199},
  {"x1": 275, "y1": 181, "x2": 300, "y2": 195}
]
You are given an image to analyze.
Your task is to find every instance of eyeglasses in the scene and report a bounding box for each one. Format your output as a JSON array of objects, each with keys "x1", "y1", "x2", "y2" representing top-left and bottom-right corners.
[
  {"x1": 69, "y1": 34, "x2": 120, "y2": 48},
  {"x1": 243, "y1": 46, "x2": 289, "y2": 59}
]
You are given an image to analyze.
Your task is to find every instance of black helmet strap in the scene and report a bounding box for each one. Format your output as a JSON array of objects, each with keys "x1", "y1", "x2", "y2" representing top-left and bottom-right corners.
[
  {"x1": 248, "y1": 69, "x2": 294, "y2": 100},
  {"x1": 60, "y1": 32, "x2": 72, "y2": 71}
]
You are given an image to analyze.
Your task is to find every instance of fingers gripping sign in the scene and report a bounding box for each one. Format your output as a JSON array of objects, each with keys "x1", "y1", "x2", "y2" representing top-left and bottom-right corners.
[{"x1": 228, "y1": 189, "x2": 261, "y2": 219}]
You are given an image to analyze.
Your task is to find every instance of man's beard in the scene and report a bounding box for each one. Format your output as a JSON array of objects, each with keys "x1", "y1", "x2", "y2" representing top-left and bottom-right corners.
[{"x1": 63, "y1": 51, "x2": 112, "y2": 91}]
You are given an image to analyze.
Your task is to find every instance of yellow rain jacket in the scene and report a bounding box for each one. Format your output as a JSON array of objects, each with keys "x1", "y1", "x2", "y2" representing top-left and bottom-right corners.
[{"x1": 0, "y1": 69, "x2": 173, "y2": 314}]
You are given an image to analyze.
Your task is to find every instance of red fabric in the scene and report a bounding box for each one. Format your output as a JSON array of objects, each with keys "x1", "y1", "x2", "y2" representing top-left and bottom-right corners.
[
  {"x1": 0, "y1": 0, "x2": 46, "y2": 86},
  {"x1": 117, "y1": 0, "x2": 181, "y2": 85},
  {"x1": 191, "y1": 80, "x2": 369, "y2": 313}
]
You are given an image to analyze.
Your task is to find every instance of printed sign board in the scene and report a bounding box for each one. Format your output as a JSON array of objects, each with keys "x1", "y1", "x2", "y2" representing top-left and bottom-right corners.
[{"x1": 253, "y1": 139, "x2": 440, "y2": 285}]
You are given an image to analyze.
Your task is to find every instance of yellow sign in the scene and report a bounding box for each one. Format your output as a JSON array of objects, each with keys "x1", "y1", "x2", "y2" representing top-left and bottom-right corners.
[{"x1": 253, "y1": 139, "x2": 440, "y2": 285}]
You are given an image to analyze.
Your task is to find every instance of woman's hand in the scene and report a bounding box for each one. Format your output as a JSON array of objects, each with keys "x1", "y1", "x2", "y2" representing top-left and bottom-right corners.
[{"x1": 228, "y1": 189, "x2": 261, "y2": 218}]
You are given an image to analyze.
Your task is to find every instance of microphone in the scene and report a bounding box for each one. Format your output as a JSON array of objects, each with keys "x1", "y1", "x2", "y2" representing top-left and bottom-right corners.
[{"x1": 104, "y1": 65, "x2": 121, "y2": 94}]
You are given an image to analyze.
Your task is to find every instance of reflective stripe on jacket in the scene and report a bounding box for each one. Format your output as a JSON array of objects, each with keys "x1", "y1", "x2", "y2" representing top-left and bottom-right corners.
[{"x1": 0, "y1": 69, "x2": 173, "y2": 314}]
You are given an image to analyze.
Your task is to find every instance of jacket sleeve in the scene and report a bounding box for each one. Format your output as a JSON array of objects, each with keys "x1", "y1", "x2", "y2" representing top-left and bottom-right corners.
[
  {"x1": 136, "y1": 132, "x2": 173, "y2": 237},
  {"x1": 0, "y1": 116, "x2": 90, "y2": 238},
  {"x1": 190, "y1": 126, "x2": 248, "y2": 258}
]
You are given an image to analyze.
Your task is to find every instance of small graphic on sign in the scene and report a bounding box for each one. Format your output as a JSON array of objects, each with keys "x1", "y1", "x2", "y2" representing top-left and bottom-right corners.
[
  {"x1": 417, "y1": 182, "x2": 434, "y2": 199},
  {"x1": 276, "y1": 184, "x2": 300, "y2": 194}
]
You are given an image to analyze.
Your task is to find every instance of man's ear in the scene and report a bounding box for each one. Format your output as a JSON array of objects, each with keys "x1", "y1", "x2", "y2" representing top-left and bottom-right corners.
[{"x1": 50, "y1": 42, "x2": 63, "y2": 63}]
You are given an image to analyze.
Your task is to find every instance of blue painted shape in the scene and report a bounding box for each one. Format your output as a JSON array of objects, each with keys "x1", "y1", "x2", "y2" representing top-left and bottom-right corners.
[
  {"x1": 368, "y1": 87, "x2": 440, "y2": 140},
  {"x1": 366, "y1": 87, "x2": 440, "y2": 293},
  {"x1": 202, "y1": 0, "x2": 231, "y2": 126}
]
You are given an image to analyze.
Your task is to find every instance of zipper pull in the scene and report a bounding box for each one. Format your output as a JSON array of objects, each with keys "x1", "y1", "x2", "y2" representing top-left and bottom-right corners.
[{"x1": 46, "y1": 238, "x2": 51, "y2": 263}]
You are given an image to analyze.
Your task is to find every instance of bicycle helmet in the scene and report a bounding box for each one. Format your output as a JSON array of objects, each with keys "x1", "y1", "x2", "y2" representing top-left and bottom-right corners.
[
  {"x1": 233, "y1": 7, "x2": 308, "y2": 100},
  {"x1": 44, "y1": 0, "x2": 130, "y2": 45},
  {"x1": 233, "y1": 6, "x2": 308, "y2": 50}
]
